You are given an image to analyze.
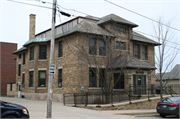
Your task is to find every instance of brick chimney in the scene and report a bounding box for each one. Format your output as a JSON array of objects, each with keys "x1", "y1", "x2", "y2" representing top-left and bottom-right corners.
[{"x1": 29, "y1": 14, "x2": 36, "y2": 40}]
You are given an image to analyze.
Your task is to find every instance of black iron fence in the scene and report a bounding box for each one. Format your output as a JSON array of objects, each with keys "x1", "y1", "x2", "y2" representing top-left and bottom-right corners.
[{"x1": 63, "y1": 84, "x2": 179, "y2": 106}]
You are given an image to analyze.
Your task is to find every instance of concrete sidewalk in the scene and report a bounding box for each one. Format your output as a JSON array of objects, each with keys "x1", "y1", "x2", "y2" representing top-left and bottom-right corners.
[{"x1": 0, "y1": 97, "x2": 156, "y2": 119}]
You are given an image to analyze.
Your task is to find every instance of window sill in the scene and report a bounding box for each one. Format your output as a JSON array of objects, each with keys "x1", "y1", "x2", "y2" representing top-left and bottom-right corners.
[
  {"x1": 22, "y1": 64, "x2": 26, "y2": 66},
  {"x1": 37, "y1": 87, "x2": 46, "y2": 89},
  {"x1": 29, "y1": 60, "x2": 34, "y2": 62},
  {"x1": 88, "y1": 87, "x2": 101, "y2": 89},
  {"x1": 113, "y1": 89, "x2": 125, "y2": 91},
  {"x1": 38, "y1": 59, "x2": 47, "y2": 61},
  {"x1": 89, "y1": 55, "x2": 106, "y2": 57},
  {"x1": 57, "y1": 87, "x2": 63, "y2": 89},
  {"x1": 28, "y1": 87, "x2": 34, "y2": 89},
  {"x1": 115, "y1": 49, "x2": 128, "y2": 52},
  {"x1": 58, "y1": 57, "x2": 63, "y2": 59}
]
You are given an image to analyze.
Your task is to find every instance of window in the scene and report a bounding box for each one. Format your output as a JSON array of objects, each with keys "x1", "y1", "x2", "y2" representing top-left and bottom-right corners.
[
  {"x1": 62, "y1": 24, "x2": 67, "y2": 32},
  {"x1": 59, "y1": 41, "x2": 63, "y2": 57},
  {"x1": 116, "y1": 41, "x2": 126, "y2": 50},
  {"x1": 99, "y1": 68, "x2": 105, "y2": 87},
  {"x1": 114, "y1": 73, "x2": 124, "y2": 89},
  {"x1": 19, "y1": 54, "x2": 21, "y2": 59},
  {"x1": 39, "y1": 45, "x2": 47, "y2": 59},
  {"x1": 22, "y1": 74, "x2": 25, "y2": 87},
  {"x1": 23, "y1": 53, "x2": 25, "y2": 65},
  {"x1": 115, "y1": 26, "x2": 126, "y2": 35},
  {"x1": 89, "y1": 38, "x2": 97, "y2": 55},
  {"x1": 134, "y1": 44, "x2": 140, "y2": 59},
  {"x1": 42, "y1": 33, "x2": 45, "y2": 38},
  {"x1": 89, "y1": 68, "x2": 97, "y2": 87},
  {"x1": 38, "y1": 71, "x2": 46, "y2": 87},
  {"x1": 10, "y1": 83, "x2": 12, "y2": 91},
  {"x1": 30, "y1": 46, "x2": 34, "y2": 61},
  {"x1": 58, "y1": 69, "x2": 62, "y2": 87},
  {"x1": 68, "y1": 22, "x2": 73, "y2": 30},
  {"x1": 142, "y1": 45, "x2": 148, "y2": 60},
  {"x1": 99, "y1": 39, "x2": 106, "y2": 56},
  {"x1": 29, "y1": 71, "x2": 33, "y2": 87},
  {"x1": 18, "y1": 64, "x2": 21, "y2": 76}
]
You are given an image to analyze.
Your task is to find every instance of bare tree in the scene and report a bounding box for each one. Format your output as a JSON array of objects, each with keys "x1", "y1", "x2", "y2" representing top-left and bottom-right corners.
[{"x1": 153, "y1": 16, "x2": 178, "y2": 101}]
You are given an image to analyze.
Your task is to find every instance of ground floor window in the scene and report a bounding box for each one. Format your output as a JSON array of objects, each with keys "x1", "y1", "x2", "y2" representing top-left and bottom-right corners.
[
  {"x1": 38, "y1": 71, "x2": 46, "y2": 87},
  {"x1": 89, "y1": 68, "x2": 97, "y2": 87},
  {"x1": 114, "y1": 73, "x2": 124, "y2": 89},
  {"x1": 22, "y1": 74, "x2": 25, "y2": 87},
  {"x1": 29, "y1": 71, "x2": 34, "y2": 87},
  {"x1": 58, "y1": 69, "x2": 62, "y2": 88}
]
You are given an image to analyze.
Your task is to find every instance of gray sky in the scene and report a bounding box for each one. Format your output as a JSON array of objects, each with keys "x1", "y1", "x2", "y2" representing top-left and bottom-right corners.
[{"x1": 0, "y1": 0, "x2": 180, "y2": 71}]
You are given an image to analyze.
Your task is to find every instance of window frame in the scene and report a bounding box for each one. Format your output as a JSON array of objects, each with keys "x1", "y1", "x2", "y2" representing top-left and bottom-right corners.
[
  {"x1": 58, "y1": 69, "x2": 62, "y2": 88},
  {"x1": 116, "y1": 41, "x2": 126, "y2": 50},
  {"x1": 134, "y1": 44, "x2": 140, "y2": 59},
  {"x1": 22, "y1": 73, "x2": 25, "y2": 88},
  {"x1": 38, "y1": 71, "x2": 46, "y2": 87},
  {"x1": 58, "y1": 41, "x2": 63, "y2": 57},
  {"x1": 68, "y1": 22, "x2": 73, "y2": 30},
  {"x1": 89, "y1": 38, "x2": 97, "y2": 55},
  {"x1": 39, "y1": 45, "x2": 47, "y2": 59},
  {"x1": 10, "y1": 83, "x2": 12, "y2": 91},
  {"x1": 19, "y1": 54, "x2": 21, "y2": 59},
  {"x1": 99, "y1": 68, "x2": 105, "y2": 87},
  {"x1": 114, "y1": 73, "x2": 124, "y2": 89},
  {"x1": 18, "y1": 64, "x2": 21, "y2": 76},
  {"x1": 30, "y1": 46, "x2": 34, "y2": 61},
  {"x1": 23, "y1": 53, "x2": 25, "y2": 65},
  {"x1": 29, "y1": 71, "x2": 34, "y2": 87},
  {"x1": 89, "y1": 68, "x2": 97, "y2": 87},
  {"x1": 142, "y1": 45, "x2": 148, "y2": 60},
  {"x1": 62, "y1": 24, "x2": 67, "y2": 32},
  {"x1": 99, "y1": 39, "x2": 106, "y2": 56}
]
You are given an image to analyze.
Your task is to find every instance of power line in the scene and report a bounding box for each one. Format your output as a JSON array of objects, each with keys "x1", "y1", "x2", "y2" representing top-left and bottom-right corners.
[{"x1": 104, "y1": 0, "x2": 180, "y2": 32}]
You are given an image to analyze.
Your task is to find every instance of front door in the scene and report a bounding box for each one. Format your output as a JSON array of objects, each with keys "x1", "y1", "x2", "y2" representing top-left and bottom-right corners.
[{"x1": 133, "y1": 75, "x2": 146, "y2": 95}]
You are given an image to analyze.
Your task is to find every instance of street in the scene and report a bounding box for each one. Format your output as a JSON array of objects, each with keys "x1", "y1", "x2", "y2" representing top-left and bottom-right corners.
[{"x1": 133, "y1": 115, "x2": 179, "y2": 119}]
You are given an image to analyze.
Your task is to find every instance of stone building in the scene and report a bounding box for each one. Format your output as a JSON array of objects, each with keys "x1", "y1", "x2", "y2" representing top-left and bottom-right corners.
[
  {"x1": 0, "y1": 42, "x2": 17, "y2": 96},
  {"x1": 13, "y1": 14, "x2": 160, "y2": 102}
]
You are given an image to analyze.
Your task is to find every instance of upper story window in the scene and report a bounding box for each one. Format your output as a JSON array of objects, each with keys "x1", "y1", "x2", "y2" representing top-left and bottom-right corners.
[
  {"x1": 89, "y1": 38, "x2": 97, "y2": 55},
  {"x1": 142, "y1": 45, "x2": 148, "y2": 60},
  {"x1": 18, "y1": 64, "x2": 21, "y2": 76},
  {"x1": 59, "y1": 41, "x2": 63, "y2": 57},
  {"x1": 89, "y1": 68, "x2": 97, "y2": 87},
  {"x1": 116, "y1": 41, "x2": 126, "y2": 50},
  {"x1": 19, "y1": 54, "x2": 21, "y2": 59},
  {"x1": 42, "y1": 33, "x2": 45, "y2": 38},
  {"x1": 134, "y1": 44, "x2": 140, "y2": 59},
  {"x1": 23, "y1": 53, "x2": 25, "y2": 65},
  {"x1": 115, "y1": 26, "x2": 126, "y2": 35},
  {"x1": 58, "y1": 69, "x2": 62, "y2": 88},
  {"x1": 62, "y1": 24, "x2": 67, "y2": 32},
  {"x1": 38, "y1": 71, "x2": 46, "y2": 87},
  {"x1": 39, "y1": 45, "x2": 47, "y2": 59},
  {"x1": 68, "y1": 22, "x2": 73, "y2": 30},
  {"x1": 22, "y1": 74, "x2": 25, "y2": 87},
  {"x1": 99, "y1": 39, "x2": 106, "y2": 56},
  {"x1": 30, "y1": 46, "x2": 34, "y2": 61}
]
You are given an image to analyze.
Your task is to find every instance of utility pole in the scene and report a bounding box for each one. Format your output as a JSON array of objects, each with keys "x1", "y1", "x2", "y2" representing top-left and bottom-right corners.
[{"x1": 47, "y1": 0, "x2": 56, "y2": 118}]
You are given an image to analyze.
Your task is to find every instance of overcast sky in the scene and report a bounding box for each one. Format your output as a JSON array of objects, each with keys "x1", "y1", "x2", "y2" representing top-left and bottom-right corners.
[{"x1": 0, "y1": 0, "x2": 180, "y2": 71}]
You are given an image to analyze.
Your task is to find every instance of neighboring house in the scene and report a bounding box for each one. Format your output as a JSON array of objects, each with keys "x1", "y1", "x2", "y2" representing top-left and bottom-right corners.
[
  {"x1": 12, "y1": 14, "x2": 160, "y2": 102},
  {"x1": 0, "y1": 42, "x2": 17, "y2": 96}
]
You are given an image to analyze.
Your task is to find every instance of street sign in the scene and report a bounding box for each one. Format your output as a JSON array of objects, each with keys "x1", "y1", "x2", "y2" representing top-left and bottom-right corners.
[
  {"x1": 49, "y1": 64, "x2": 56, "y2": 75},
  {"x1": 81, "y1": 86, "x2": 84, "y2": 91}
]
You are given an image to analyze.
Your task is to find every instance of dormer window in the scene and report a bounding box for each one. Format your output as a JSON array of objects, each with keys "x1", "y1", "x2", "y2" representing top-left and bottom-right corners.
[
  {"x1": 114, "y1": 26, "x2": 126, "y2": 35},
  {"x1": 62, "y1": 24, "x2": 67, "y2": 32},
  {"x1": 68, "y1": 22, "x2": 73, "y2": 30},
  {"x1": 116, "y1": 41, "x2": 126, "y2": 50}
]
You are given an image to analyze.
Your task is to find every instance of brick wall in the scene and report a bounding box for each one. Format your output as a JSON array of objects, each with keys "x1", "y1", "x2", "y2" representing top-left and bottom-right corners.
[{"x1": 0, "y1": 42, "x2": 17, "y2": 96}]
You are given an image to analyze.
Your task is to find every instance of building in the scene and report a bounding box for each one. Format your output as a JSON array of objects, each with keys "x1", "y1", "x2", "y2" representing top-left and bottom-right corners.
[
  {"x1": 0, "y1": 42, "x2": 17, "y2": 96},
  {"x1": 12, "y1": 14, "x2": 160, "y2": 102}
]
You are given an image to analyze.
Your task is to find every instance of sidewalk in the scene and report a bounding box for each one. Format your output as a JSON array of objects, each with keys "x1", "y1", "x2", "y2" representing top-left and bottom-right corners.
[{"x1": 0, "y1": 96, "x2": 156, "y2": 119}]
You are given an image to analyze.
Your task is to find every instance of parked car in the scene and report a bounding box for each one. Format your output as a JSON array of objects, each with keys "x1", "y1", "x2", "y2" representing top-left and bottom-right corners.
[
  {"x1": 0, "y1": 100, "x2": 29, "y2": 118},
  {"x1": 156, "y1": 97, "x2": 180, "y2": 118}
]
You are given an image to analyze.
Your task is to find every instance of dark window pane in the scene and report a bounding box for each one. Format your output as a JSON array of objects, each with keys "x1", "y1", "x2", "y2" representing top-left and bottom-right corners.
[
  {"x1": 23, "y1": 53, "x2": 25, "y2": 65},
  {"x1": 29, "y1": 71, "x2": 33, "y2": 87},
  {"x1": 114, "y1": 73, "x2": 124, "y2": 89},
  {"x1": 89, "y1": 68, "x2": 96, "y2": 87},
  {"x1": 99, "y1": 39, "x2": 106, "y2": 56},
  {"x1": 59, "y1": 41, "x2": 63, "y2": 57},
  {"x1": 30, "y1": 46, "x2": 34, "y2": 60},
  {"x1": 38, "y1": 71, "x2": 46, "y2": 87},
  {"x1": 142, "y1": 45, "x2": 148, "y2": 60},
  {"x1": 18, "y1": 64, "x2": 21, "y2": 76},
  {"x1": 89, "y1": 38, "x2": 97, "y2": 55},
  {"x1": 10, "y1": 84, "x2": 12, "y2": 91},
  {"x1": 58, "y1": 69, "x2": 62, "y2": 87},
  {"x1": 19, "y1": 54, "x2": 21, "y2": 59},
  {"x1": 116, "y1": 41, "x2": 126, "y2": 50},
  {"x1": 99, "y1": 68, "x2": 105, "y2": 87},
  {"x1": 22, "y1": 74, "x2": 25, "y2": 87},
  {"x1": 39, "y1": 45, "x2": 47, "y2": 59},
  {"x1": 134, "y1": 44, "x2": 140, "y2": 59}
]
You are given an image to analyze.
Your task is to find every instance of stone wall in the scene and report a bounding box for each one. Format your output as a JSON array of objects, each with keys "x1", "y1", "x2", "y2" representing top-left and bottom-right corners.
[{"x1": 7, "y1": 83, "x2": 16, "y2": 97}]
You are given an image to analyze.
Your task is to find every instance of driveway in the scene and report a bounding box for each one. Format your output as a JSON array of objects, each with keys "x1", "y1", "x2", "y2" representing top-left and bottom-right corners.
[{"x1": 1, "y1": 97, "x2": 134, "y2": 119}]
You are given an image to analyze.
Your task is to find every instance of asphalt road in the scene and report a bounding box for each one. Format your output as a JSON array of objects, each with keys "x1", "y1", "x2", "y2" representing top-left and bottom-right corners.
[{"x1": 133, "y1": 114, "x2": 179, "y2": 119}]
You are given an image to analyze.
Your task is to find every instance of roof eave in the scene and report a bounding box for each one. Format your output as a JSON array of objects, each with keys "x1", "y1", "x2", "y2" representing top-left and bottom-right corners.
[{"x1": 131, "y1": 39, "x2": 161, "y2": 46}]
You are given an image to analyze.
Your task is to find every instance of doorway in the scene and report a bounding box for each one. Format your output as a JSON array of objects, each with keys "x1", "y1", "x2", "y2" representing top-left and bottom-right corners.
[{"x1": 133, "y1": 75, "x2": 146, "y2": 95}]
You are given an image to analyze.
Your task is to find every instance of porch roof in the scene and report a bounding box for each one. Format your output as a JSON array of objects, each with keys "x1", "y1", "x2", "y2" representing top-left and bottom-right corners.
[{"x1": 113, "y1": 54, "x2": 156, "y2": 70}]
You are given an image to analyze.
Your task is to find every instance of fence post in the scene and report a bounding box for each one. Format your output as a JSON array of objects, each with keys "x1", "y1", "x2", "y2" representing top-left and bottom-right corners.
[
  {"x1": 85, "y1": 92, "x2": 88, "y2": 106},
  {"x1": 74, "y1": 94, "x2": 76, "y2": 107},
  {"x1": 63, "y1": 94, "x2": 65, "y2": 105}
]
